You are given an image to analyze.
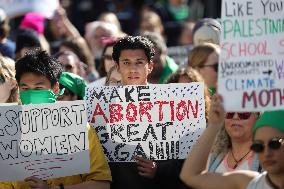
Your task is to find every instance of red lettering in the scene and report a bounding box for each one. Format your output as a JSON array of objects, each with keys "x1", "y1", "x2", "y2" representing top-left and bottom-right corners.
[
  {"x1": 109, "y1": 104, "x2": 123, "y2": 123},
  {"x1": 170, "y1": 101, "x2": 175, "y2": 121},
  {"x1": 242, "y1": 91, "x2": 257, "y2": 108},
  {"x1": 188, "y1": 100, "x2": 199, "y2": 118},
  {"x1": 259, "y1": 90, "x2": 270, "y2": 107},
  {"x1": 176, "y1": 100, "x2": 188, "y2": 121},
  {"x1": 139, "y1": 102, "x2": 153, "y2": 122},
  {"x1": 91, "y1": 103, "x2": 108, "y2": 123},
  {"x1": 154, "y1": 101, "x2": 169, "y2": 121},
  {"x1": 126, "y1": 102, "x2": 138, "y2": 122}
]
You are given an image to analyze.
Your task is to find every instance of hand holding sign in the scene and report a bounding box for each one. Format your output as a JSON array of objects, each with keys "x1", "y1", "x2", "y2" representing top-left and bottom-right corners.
[
  {"x1": 24, "y1": 176, "x2": 49, "y2": 189},
  {"x1": 135, "y1": 156, "x2": 157, "y2": 179},
  {"x1": 208, "y1": 94, "x2": 225, "y2": 129}
]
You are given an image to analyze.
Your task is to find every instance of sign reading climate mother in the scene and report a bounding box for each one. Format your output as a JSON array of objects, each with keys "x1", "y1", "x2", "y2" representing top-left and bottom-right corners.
[{"x1": 86, "y1": 83, "x2": 206, "y2": 162}]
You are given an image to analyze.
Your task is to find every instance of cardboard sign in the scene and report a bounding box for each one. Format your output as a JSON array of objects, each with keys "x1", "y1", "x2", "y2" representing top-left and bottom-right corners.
[
  {"x1": 0, "y1": 101, "x2": 89, "y2": 181},
  {"x1": 86, "y1": 83, "x2": 206, "y2": 162},
  {"x1": 218, "y1": 0, "x2": 284, "y2": 111},
  {"x1": 0, "y1": 0, "x2": 59, "y2": 18}
]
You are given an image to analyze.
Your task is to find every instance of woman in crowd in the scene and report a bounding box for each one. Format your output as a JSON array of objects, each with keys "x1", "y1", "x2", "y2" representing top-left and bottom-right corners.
[
  {"x1": 91, "y1": 37, "x2": 118, "y2": 86},
  {"x1": 188, "y1": 43, "x2": 220, "y2": 96},
  {"x1": 209, "y1": 111, "x2": 261, "y2": 173},
  {"x1": 105, "y1": 65, "x2": 121, "y2": 86},
  {"x1": 180, "y1": 95, "x2": 284, "y2": 189},
  {"x1": 0, "y1": 56, "x2": 18, "y2": 103}
]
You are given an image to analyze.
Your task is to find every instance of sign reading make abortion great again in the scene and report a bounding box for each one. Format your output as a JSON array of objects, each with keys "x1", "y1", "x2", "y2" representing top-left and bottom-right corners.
[
  {"x1": 86, "y1": 83, "x2": 206, "y2": 162},
  {"x1": 219, "y1": 0, "x2": 284, "y2": 111},
  {"x1": 0, "y1": 101, "x2": 89, "y2": 181}
]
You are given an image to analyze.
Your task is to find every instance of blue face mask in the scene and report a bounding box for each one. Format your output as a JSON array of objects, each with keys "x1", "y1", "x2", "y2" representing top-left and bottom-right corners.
[{"x1": 20, "y1": 89, "x2": 64, "y2": 105}]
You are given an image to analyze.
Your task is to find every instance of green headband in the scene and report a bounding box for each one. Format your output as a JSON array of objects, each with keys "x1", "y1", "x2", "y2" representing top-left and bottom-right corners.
[
  {"x1": 59, "y1": 72, "x2": 87, "y2": 98},
  {"x1": 253, "y1": 110, "x2": 284, "y2": 134}
]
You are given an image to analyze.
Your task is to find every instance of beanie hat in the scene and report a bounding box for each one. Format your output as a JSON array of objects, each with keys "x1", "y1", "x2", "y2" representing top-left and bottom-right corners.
[
  {"x1": 253, "y1": 110, "x2": 284, "y2": 134},
  {"x1": 193, "y1": 18, "x2": 221, "y2": 46},
  {"x1": 20, "y1": 12, "x2": 45, "y2": 34},
  {"x1": 59, "y1": 72, "x2": 87, "y2": 98},
  {"x1": 15, "y1": 28, "x2": 41, "y2": 53}
]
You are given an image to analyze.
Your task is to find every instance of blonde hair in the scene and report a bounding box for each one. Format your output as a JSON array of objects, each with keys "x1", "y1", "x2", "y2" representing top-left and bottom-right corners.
[
  {"x1": 188, "y1": 43, "x2": 220, "y2": 67},
  {"x1": 167, "y1": 67, "x2": 211, "y2": 122},
  {"x1": 0, "y1": 56, "x2": 19, "y2": 103}
]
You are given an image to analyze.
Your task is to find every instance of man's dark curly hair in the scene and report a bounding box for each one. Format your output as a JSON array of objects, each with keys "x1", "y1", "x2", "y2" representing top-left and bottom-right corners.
[
  {"x1": 112, "y1": 36, "x2": 155, "y2": 63},
  {"x1": 15, "y1": 49, "x2": 63, "y2": 86}
]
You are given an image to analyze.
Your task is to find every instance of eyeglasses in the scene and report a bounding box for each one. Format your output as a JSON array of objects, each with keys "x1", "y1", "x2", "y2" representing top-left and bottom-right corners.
[
  {"x1": 199, "y1": 63, "x2": 218, "y2": 72},
  {"x1": 251, "y1": 138, "x2": 284, "y2": 153},
  {"x1": 226, "y1": 112, "x2": 252, "y2": 120},
  {"x1": 63, "y1": 64, "x2": 74, "y2": 70}
]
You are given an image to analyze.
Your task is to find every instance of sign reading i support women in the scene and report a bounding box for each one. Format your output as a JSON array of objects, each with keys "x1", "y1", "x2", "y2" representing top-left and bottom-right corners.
[
  {"x1": 86, "y1": 83, "x2": 206, "y2": 162},
  {"x1": 0, "y1": 101, "x2": 89, "y2": 181},
  {"x1": 218, "y1": 0, "x2": 284, "y2": 111}
]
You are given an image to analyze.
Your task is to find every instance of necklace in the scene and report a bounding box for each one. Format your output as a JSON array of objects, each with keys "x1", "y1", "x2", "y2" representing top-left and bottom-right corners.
[{"x1": 230, "y1": 149, "x2": 251, "y2": 169}]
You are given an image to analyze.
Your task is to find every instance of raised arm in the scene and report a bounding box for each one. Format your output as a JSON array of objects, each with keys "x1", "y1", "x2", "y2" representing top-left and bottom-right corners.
[{"x1": 180, "y1": 95, "x2": 256, "y2": 189}]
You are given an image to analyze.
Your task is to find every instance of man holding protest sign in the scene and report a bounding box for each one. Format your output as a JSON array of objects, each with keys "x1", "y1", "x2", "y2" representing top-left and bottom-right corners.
[
  {"x1": 3, "y1": 50, "x2": 111, "y2": 189},
  {"x1": 107, "y1": 36, "x2": 187, "y2": 189}
]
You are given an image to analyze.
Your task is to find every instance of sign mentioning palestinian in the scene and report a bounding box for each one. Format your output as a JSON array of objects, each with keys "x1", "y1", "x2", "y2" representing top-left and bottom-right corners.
[{"x1": 219, "y1": 0, "x2": 284, "y2": 111}]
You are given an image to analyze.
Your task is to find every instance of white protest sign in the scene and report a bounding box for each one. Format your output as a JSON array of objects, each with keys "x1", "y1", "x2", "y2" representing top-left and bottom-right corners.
[
  {"x1": 0, "y1": 0, "x2": 59, "y2": 18},
  {"x1": 86, "y1": 83, "x2": 206, "y2": 162},
  {"x1": 218, "y1": 0, "x2": 284, "y2": 111},
  {"x1": 0, "y1": 100, "x2": 89, "y2": 181}
]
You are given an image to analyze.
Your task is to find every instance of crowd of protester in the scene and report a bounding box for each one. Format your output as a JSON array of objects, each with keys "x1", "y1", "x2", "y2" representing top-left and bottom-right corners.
[{"x1": 0, "y1": 0, "x2": 283, "y2": 189}]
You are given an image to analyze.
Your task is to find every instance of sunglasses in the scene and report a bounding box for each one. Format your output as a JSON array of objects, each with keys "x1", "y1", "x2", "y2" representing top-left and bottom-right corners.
[
  {"x1": 63, "y1": 64, "x2": 74, "y2": 70},
  {"x1": 199, "y1": 63, "x2": 218, "y2": 72},
  {"x1": 251, "y1": 138, "x2": 284, "y2": 153},
  {"x1": 226, "y1": 112, "x2": 252, "y2": 120}
]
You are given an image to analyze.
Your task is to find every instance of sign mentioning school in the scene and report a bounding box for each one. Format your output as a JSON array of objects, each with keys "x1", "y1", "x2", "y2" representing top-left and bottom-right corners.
[
  {"x1": 0, "y1": 101, "x2": 89, "y2": 181},
  {"x1": 86, "y1": 83, "x2": 206, "y2": 162},
  {"x1": 218, "y1": 0, "x2": 284, "y2": 111}
]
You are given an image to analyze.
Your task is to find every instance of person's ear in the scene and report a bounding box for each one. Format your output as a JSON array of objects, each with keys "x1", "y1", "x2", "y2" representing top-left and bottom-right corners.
[
  {"x1": 8, "y1": 79, "x2": 17, "y2": 90},
  {"x1": 52, "y1": 82, "x2": 60, "y2": 95},
  {"x1": 116, "y1": 63, "x2": 121, "y2": 73},
  {"x1": 148, "y1": 61, "x2": 154, "y2": 73}
]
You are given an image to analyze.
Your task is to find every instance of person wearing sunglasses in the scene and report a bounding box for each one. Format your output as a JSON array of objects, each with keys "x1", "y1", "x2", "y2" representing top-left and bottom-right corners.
[
  {"x1": 180, "y1": 94, "x2": 284, "y2": 189},
  {"x1": 188, "y1": 43, "x2": 220, "y2": 96},
  {"x1": 90, "y1": 37, "x2": 119, "y2": 86},
  {"x1": 207, "y1": 111, "x2": 261, "y2": 173}
]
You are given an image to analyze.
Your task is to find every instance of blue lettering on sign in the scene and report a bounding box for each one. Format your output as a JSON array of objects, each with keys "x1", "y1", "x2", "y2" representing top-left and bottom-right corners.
[{"x1": 225, "y1": 78, "x2": 275, "y2": 91}]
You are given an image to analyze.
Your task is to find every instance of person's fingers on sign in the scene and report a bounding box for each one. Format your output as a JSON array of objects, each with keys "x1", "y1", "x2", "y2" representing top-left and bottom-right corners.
[
  {"x1": 25, "y1": 176, "x2": 49, "y2": 189},
  {"x1": 135, "y1": 156, "x2": 157, "y2": 179}
]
